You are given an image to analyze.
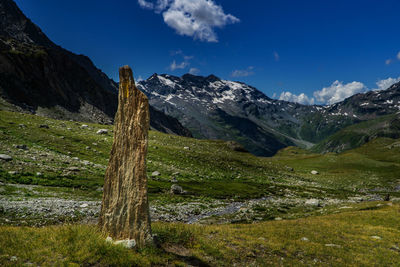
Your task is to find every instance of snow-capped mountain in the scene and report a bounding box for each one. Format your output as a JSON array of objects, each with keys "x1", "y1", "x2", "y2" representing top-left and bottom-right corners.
[{"x1": 138, "y1": 73, "x2": 400, "y2": 156}]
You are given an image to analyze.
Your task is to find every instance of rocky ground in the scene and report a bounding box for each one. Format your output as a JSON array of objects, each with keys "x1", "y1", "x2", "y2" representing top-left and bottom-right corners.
[{"x1": 1, "y1": 182, "x2": 398, "y2": 227}]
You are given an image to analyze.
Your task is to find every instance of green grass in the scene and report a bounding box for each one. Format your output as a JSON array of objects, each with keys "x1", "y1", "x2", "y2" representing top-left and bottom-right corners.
[
  {"x1": 1, "y1": 110, "x2": 400, "y2": 265},
  {"x1": 0, "y1": 202, "x2": 399, "y2": 266}
]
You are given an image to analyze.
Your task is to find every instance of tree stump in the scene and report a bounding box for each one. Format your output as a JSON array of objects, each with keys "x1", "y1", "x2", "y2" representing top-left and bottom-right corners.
[{"x1": 99, "y1": 65, "x2": 152, "y2": 247}]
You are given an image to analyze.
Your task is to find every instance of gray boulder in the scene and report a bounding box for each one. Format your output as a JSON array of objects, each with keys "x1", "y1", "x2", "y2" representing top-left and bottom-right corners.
[
  {"x1": 151, "y1": 171, "x2": 161, "y2": 177},
  {"x1": 170, "y1": 184, "x2": 183, "y2": 194},
  {"x1": 0, "y1": 154, "x2": 12, "y2": 161},
  {"x1": 96, "y1": 129, "x2": 108, "y2": 135},
  {"x1": 305, "y1": 199, "x2": 320, "y2": 206}
]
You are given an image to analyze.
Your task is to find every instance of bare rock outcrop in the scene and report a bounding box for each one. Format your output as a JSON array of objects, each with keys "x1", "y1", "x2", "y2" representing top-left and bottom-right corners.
[{"x1": 99, "y1": 65, "x2": 152, "y2": 247}]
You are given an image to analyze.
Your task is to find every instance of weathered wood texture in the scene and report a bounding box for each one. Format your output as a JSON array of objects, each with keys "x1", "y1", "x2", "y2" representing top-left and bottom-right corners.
[{"x1": 99, "y1": 65, "x2": 152, "y2": 247}]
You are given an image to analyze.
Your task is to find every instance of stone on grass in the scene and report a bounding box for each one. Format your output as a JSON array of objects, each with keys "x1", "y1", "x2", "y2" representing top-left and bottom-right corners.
[
  {"x1": 285, "y1": 166, "x2": 294, "y2": 172},
  {"x1": 170, "y1": 184, "x2": 183, "y2": 195},
  {"x1": 15, "y1": 144, "x2": 28, "y2": 150},
  {"x1": 183, "y1": 146, "x2": 190, "y2": 150},
  {"x1": 97, "y1": 129, "x2": 108, "y2": 135},
  {"x1": 305, "y1": 199, "x2": 320, "y2": 206},
  {"x1": 151, "y1": 171, "x2": 161, "y2": 177},
  {"x1": 371, "y1": 236, "x2": 382, "y2": 240},
  {"x1": 114, "y1": 239, "x2": 136, "y2": 249},
  {"x1": 80, "y1": 203, "x2": 88, "y2": 208},
  {"x1": 0, "y1": 154, "x2": 12, "y2": 161},
  {"x1": 301, "y1": 237, "x2": 309, "y2": 241},
  {"x1": 67, "y1": 167, "x2": 80, "y2": 172},
  {"x1": 39, "y1": 124, "x2": 49, "y2": 129},
  {"x1": 311, "y1": 170, "x2": 319, "y2": 175},
  {"x1": 81, "y1": 124, "x2": 89, "y2": 129}
]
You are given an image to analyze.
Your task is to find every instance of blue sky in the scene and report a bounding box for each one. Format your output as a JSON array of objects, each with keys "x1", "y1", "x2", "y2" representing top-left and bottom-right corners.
[{"x1": 15, "y1": 0, "x2": 400, "y2": 105}]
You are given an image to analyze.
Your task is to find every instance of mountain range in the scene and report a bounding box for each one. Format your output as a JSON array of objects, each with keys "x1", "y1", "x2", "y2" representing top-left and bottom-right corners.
[
  {"x1": 138, "y1": 73, "x2": 400, "y2": 155},
  {"x1": 1, "y1": 0, "x2": 399, "y2": 156}
]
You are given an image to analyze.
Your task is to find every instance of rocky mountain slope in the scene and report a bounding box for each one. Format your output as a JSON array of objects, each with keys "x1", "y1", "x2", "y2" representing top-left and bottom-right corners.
[
  {"x1": 0, "y1": 0, "x2": 191, "y2": 137},
  {"x1": 138, "y1": 73, "x2": 400, "y2": 155},
  {"x1": 312, "y1": 113, "x2": 400, "y2": 153}
]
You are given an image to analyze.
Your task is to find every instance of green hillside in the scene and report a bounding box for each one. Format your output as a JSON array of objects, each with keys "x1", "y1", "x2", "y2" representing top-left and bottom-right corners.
[
  {"x1": 312, "y1": 113, "x2": 400, "y2": 153},
  {"x1": 1, "y1": 110, "x2": 400, "y2": 265}
]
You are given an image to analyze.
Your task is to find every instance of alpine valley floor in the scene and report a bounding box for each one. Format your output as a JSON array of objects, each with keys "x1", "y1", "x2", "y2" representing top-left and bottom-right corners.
[{"x1": 0, "y1": 110, "x2": 400, "y2": 266}]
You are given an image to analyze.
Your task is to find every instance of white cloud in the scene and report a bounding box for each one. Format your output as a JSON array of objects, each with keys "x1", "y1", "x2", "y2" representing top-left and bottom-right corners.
[
  {"x1": 189, "y1": 68, "x2": 200, "y2": 75},
  {"x1": 169, "y1": 60, "x2": 189, "y2": 71},
  {"x1": 231, "y1": 66, "x2": 254, "y2": 77},
  {"x1": 279, "y1": 92, "x2": 315, "y2": 105},
  {"x1": 313, "y1": 80, "x2": 367, "y2": 105},
  {"x1": 138, "y1": 0, "x2": 239, "y2": 42},
  {"x1": 276, "y1": 76, "x2": 400, "y2": 106},
  {"x1": 155, "y1": 0, "x2": 169, "y2": 13},
  {"x1": 273, "y1": 51, "x2": 280, "y2": 62},
  {"x1": 397, "y1": 51, "x2": 400, "y2": 60},
  {"x1": 375, "y1": 76, "x2": 400, "y2": 91},
  {"x1": 385, "y1": 59, "x2": 392, "y2": 65},
  {"x1": 138, "y1": 0, "x2": 154, "y2": 9}
]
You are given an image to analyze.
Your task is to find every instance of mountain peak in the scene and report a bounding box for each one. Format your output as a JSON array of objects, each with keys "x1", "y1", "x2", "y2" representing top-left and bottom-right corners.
[{"x1": 0, "y1": 0, "x2": 54, "y2": 47}]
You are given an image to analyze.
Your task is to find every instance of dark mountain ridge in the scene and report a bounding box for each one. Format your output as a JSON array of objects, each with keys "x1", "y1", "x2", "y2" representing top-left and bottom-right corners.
[{"x1": 0, "y1": 0, "x2": 192, "y2": 137}]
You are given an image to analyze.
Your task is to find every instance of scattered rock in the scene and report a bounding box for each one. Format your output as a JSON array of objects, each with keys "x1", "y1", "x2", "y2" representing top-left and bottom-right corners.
[
  {"x1": 170, "y1": 177, "x2": 178, "y2": 183},
  {"x1": 106, "y1": 236, "x2": 113, "y2": 243},
  {"x1": 171, "y1": 184, "x2": 183, "y2": 195},
  {"x1": 152, "y1": 171, "x2": 161, "y2": 177},
  {"x1": 10, "y1": 256, "x2": 18, "y2": 262},
  {"x1": 301, "y1": 237, "x2": 309, "y2": 241},
  {"x1": 0, "y1": 154, "x2": 13, "y2": 161},
  {"x1": 67, "y1": 167, "x2": 80, "y2": 172},
  {"x1": 274, "y1": 217, "x2": 282, "y2": 221},
  {"x1": 86, "y1": 146, "x2": 91, "y2": 150},
  {"x1": 15, "y1": 144, "x2": 28, "y2": 150},
  {"x1": 391, "y1": 245, "x2": 400, "y2": 252},
  {"x1": 80, "y1": 203, "x2": 89, "y2": 208},
  {"x1": 285, "y1": 166, "x2": 294, "y2": 172},
  {"x1": 39, "y1": 124, "x2": 49, "y2": 129},
  {"x1": 36, "y1": 172, "x2": 43, "y2": 177},
  {"x1": 8, "y1": 171, "x2": 18, "y2": 175},
  {"x1": 183, "y1": 146, "x2": 190, "y2": 150},
  {"x1": 81, "y1": 124, "x2": 89, "y2": 129},
  {"x1": 97, "y1": 129, "x2": 108, "y2": 135},
  {"x1": 305, "y1": 199, "x2": 320, "y2": 206},
  {"x1": 311, "y1": 170, "x2": 319, "y2": 175},
  {"x1": 18, "y1": 124, "x2": 26, "y2": 128},
  {"x1": 371, "y1": 236, "x2": 382, "y2": 240},
  {"x1": 114, "y1": 239, "x2": 136, "y2": 249}
]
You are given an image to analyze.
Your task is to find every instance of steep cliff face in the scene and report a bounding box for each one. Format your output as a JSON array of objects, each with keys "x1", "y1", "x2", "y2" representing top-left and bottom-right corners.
[{"x1": 0, "y1": 0, "x2": 192, "y2": 136}]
